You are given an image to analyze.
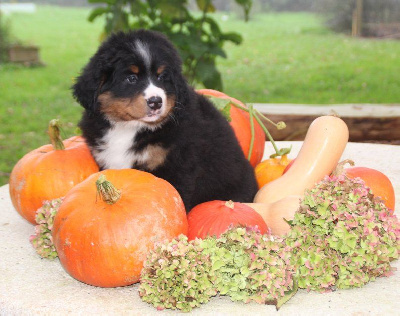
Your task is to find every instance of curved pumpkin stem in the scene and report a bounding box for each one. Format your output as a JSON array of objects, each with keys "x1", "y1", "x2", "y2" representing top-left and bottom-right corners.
[
  {"x1": 96, "y1": 175, "x2": 121, "y2": 205},
  {"x1": 48, "y1": 119, "x2": 65, "y2": 150}
]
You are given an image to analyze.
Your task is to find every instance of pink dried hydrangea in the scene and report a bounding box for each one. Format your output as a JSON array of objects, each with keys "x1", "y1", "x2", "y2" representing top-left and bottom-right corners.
[
  {"x1": 286, "y1": 175, "x2": 400, "y2": 291},
  {"x1": 30, "y1": 198, "x2": 63, "y2": 259},
  {"x1": 207, "y1": 226, "x2": 297, "y2": 307},
  {"x1": 139, "y1": 235, "x2": 217, "y2": 312},
  {"x1": 139, "y1": 226, "x2": 297, "y2": 312}
]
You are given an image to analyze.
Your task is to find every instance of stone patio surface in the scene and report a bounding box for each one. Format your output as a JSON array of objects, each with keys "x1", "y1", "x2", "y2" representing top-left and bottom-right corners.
[{"x1": 0, "y1": 141, "x2": 399, "y2": 315}]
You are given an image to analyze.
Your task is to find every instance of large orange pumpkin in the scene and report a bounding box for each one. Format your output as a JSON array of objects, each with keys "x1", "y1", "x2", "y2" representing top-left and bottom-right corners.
[
  {"x1": 197, "y1": 89, "x2": 266, "y2": 167},
  {"x1": 9, "y1": 120, "x2": 99, "y2": 224},
  {"x1": 345, "y1": 167, "x2": 395, "y2": 213},
  {"x1": 187, "y1": 200, "x2": 268, "y2": 240},
  {"x1": 52, "y1": 169, "x2": 188, "y2": 288}
]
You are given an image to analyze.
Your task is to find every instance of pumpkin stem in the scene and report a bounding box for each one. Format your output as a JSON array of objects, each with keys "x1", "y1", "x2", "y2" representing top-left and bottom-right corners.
[
  {"x1": 96, "y1": 174, "x2": 121, "y2": 205},
  {"x1": 48, "y1": 119, "x2": 65, "y2": 150},
  {"x1": 225, "y1": 200, "x2": 235, "y2": 209}
]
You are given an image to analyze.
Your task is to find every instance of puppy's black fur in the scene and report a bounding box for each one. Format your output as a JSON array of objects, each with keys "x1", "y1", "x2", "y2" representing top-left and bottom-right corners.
[{"x1": 73, "y1": 30, "x2": 258, "y2": 211}]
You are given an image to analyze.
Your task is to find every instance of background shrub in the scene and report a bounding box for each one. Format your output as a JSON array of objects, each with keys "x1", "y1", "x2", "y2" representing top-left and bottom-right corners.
[{"x1": 88, "y1": 0, "x2": 252, "y2": 90}]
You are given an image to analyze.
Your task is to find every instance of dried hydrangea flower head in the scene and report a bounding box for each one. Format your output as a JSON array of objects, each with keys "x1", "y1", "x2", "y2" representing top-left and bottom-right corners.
[
  {"x1": 139, "y1": 226, "x2": 298, "y2": 312},
  {"x1": 286, "y1": 174, "x2": 400, "y2": 291},
  {"x1": 139, "y1": 235, "x2": 217, "y2": 312},
  {"x1": 203, "y1": 226, "x2": 297, "y2": 308},
  {"x1": 30, "y1": 198, "x2": 63, "y2": 259}
]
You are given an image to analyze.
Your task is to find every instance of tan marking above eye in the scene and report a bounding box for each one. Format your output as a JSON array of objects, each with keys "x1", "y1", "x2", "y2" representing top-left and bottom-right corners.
[
  {"x1": 157, "y1": 65, "x2": 166, "y2": 75},
  {"x1": 130, "y1": 65, "x2": 139, "y2": 74}
]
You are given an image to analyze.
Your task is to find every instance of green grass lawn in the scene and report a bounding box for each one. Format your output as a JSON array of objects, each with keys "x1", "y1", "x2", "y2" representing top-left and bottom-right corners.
[{"x1": 1, "y1": 6, "x2": 400, "y2": 186}]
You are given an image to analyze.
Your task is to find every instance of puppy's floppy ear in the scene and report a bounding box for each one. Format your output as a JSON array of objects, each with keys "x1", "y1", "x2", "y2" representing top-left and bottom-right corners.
[{"x1": 72, "y1": 52, "x2": 113, "y2": 111}]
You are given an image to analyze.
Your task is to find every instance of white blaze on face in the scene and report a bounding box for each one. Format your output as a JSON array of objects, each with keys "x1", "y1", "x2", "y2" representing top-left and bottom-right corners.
[
  {"x1": 135, "y1": 40, "x2": 151, "y2": 70},
  {"x1": 135, "y1": 40, "x2": 167, "y2": 122},
  {"x1": 143, "y1": 83, "x2": 166, "y2": 105},
  {"x1": 141, "y1": 82, "x2": 167, "y2": 122}
]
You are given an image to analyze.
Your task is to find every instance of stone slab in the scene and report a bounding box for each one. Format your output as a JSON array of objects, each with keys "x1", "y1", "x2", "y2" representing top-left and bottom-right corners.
[
  {"x1": 253, "y1": 104, "x2": 400, "y2": 118},
  {"x1": 0, "y1": 142, "x2": 399, "y2": 315}
]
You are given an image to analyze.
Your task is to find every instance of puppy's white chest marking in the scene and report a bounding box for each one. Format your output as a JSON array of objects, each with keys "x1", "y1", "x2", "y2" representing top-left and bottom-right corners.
[
  {"x1": 94, "y1": 122, "x2": 144, "y2": 169},
  {"x1": 93, "y1": 121, "x2": 168, "y2": 171}
]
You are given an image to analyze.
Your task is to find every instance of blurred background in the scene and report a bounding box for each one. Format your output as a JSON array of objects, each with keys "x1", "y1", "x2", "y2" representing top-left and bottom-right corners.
[{"x1": 1, "y1": 0, "x2": 400, "y2": 186}]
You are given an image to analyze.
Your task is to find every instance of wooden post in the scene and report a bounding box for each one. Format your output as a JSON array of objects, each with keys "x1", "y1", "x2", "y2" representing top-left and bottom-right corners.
[{"x1": 352, "y1": 0, "x2": 363, "y2": 37}]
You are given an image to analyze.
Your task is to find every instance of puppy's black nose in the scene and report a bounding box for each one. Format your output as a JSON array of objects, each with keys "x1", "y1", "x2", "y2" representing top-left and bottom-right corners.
[{"x1": 147, "y1": 96, "x2": 163, "y2": 110}]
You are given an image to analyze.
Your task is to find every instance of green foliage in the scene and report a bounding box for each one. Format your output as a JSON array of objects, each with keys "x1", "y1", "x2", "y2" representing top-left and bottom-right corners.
[{"x1": 87, "y1": 0, "x2": 251, "y2": 90}]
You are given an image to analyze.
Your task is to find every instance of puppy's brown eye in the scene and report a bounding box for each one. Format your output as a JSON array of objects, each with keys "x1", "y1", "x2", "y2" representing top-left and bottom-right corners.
[
  {"x1": 126, "y1": 74, "x2": 138, "y2": 84},
  {"x1": 157, "y1": 72, "x2": 169, "y2": 82}
]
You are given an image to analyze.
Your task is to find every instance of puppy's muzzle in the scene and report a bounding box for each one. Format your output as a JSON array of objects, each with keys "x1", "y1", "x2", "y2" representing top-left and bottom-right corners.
[{"x1": 147, "y1": 96, "x2": 163, "y2": 110}]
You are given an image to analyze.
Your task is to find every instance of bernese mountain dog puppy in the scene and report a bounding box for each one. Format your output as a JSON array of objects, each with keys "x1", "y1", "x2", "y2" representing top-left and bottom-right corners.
[{"x1": 72, "y1": 29, "x2": 259, "y2": 212}]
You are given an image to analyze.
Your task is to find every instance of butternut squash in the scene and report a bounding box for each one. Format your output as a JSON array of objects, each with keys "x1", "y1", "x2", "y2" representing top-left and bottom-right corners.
[
  {"x1": 244, "y1": 195, "x2": 302, "y2": 236},
  {"x1": 254, "y1": 115, "x2": 349, "y2": 204}
]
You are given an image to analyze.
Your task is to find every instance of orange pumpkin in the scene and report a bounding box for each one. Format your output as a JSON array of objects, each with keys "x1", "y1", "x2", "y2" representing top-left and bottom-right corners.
[
  {"x1": 345, "y1": 167, "x2": 395, "y2": 213},
  {"x1": 285, "y1": 159, "x2": 396, "y2": 213},
  {"x1": 9, "y1": 120, "x2": 99, "y2": 224},
  {"x1": 255, "y1": 154, "x2": 292, "y2": 189},
  {"x1": 187, "y1": 200, "x2": 268, "y2": 240},
  {"x1": 52, "y1": 169, "x2": 188, "y2": 288},
  {"x1": 197, "y1": 89, "x2": 266, "y2": 167}
]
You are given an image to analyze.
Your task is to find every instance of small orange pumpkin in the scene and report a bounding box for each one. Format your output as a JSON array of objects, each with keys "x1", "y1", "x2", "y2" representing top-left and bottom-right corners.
[
  {"x1": 187, "y1": 200, "x2": 269, "y2": 240},
  {"x1": 52, "y1": 169, "x2": 188, "y2": 288},
  {"x1": 9, "y1": 120, "x2": 99, "y2": 224},
  {"x1": 345, "y1": 167, "x2": 395, "y2": 212},
  {"x1": 197, "y1": 89, "x2": 266, "y2": 167},
  {"x1": 255, "y1": 154, "x2": 292, "y2": 189},
  {"x1": 285, "y1": 159, "x2": 396, "y2": 213}
]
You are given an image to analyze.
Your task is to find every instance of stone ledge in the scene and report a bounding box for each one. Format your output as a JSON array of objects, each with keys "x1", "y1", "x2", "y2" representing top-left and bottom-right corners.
[
  {"x1": 254, "y1": 104, "x2": 400, "y2": 143},
  {"x1": 254, "y1": 103, "x2": 400, "y2": 118}
]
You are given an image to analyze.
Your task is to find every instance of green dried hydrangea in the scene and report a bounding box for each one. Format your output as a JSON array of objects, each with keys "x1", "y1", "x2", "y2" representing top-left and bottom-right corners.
[
  {"x1": 29, "y1": 198, "x2": 63, "y2": 259},
  {"x1": 139, "y1": 235, "x2": 217, "y2": 312},
  {"x1": 286, "y1": 174, "x2": 400, "y2": 292},
  {"x1": 202, "y1": 227, "x2": 297, "y2": 308},
  {"x1": 139, "y1": 227, "x2": 297, "y2": 312}
]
